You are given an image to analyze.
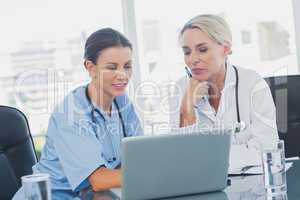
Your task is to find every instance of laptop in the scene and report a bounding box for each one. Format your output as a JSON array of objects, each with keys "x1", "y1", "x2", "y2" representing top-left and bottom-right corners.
[{"x1": 118, "y1": 131, "x2": 231, "y2": 200}]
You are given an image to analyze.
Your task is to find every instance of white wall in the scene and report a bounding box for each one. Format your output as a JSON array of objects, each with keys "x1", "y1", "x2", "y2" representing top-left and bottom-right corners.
[{"x1": 293, "y1": 0, "x2": 300, "y2": 70}]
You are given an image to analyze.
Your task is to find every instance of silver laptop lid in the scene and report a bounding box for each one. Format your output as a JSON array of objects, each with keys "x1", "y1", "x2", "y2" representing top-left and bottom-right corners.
[{"x1": 121, "y1": 131, "x2": 231, "y2": 200}]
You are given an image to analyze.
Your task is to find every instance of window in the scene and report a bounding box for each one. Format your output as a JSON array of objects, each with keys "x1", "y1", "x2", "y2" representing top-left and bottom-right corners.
[
  {"x1": 133, "y1": 0, "x2": 298, "y2": 133},
  {"x1": 1, "y1": 0, "x2": 299, "y2": 137},
  {"x1": 0, "y1": 0, "x2": 124, "y2": 152}
]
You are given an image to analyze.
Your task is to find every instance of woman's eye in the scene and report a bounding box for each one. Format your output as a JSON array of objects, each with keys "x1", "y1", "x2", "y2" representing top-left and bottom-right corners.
[
  {"x1": 183, "y1": 50, "x2": 191, "y2": 56},
  {"x1": 198, "y1": 47, "x2": 208, "y2": 53},
  {"x1": 124, "y1": 65, "x2": 132, "y2": 69},
  {"x1": 106, "y1": 65, "x2": 117, "y2": 70}
]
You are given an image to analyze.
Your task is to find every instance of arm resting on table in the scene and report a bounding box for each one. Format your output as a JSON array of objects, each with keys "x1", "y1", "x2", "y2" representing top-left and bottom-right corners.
[{"x1": 88, "y1": 166, "x2": 121, "y2": 191}]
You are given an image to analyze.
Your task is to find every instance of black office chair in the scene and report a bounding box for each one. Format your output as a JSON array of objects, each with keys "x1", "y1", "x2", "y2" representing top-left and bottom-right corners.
[
  {"x1": 264, "y1": 75, "x2": 300, "y2": 158},
  {"x1": 0, "y1": 106, "x2": 37, "y2": 200}
]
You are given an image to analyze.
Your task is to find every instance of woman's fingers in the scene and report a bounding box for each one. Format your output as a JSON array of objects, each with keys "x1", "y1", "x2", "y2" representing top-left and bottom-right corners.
[{"x1": 188, "y1": 80, "x2": 209, "y2": 105}]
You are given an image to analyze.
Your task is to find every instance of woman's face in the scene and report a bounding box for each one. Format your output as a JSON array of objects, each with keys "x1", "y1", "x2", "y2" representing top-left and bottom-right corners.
[
  {"x1": 181, "y1": 28, "x2": 230, "y2": 81},
  {"x1": 90, "y1": 46, "x2": 133, "y2": 97}
]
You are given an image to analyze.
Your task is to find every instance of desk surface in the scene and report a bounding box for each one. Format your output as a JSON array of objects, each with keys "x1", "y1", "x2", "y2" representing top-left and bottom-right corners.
[{"x1": 83, "y1": 160, "x2": 300, "y2": 200}]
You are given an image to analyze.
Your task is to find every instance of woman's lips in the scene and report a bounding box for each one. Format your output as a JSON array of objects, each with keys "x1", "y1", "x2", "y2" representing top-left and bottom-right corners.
[
  {"x1": 112, "y1": 83, "x2": 127, "y2": 90},
  {"x1": 191, "y1": 68, "x2": 207, "y2": 75}
]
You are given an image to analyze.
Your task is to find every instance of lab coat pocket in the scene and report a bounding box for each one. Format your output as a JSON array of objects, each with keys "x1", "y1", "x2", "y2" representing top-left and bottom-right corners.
[{"x1": 232, "y1": 125, "x2": 252, "y2": 145}]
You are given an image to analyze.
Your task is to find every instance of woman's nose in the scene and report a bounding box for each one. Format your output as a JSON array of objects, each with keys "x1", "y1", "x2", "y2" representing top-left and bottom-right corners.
[
  {"x1": 115, "y1": 69, "x2": 128, "y2": 79},
  {"x1": 190, "y1": 51, "x2": 201, "y2": 66}
]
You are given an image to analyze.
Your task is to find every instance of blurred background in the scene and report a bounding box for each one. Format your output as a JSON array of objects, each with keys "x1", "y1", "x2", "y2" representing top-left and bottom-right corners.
[{"x1": 0, "y1": 0, "x2": 299, "y2": 157}]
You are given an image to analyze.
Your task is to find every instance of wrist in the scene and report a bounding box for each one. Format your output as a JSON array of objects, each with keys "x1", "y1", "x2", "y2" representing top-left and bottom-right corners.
[{"x1": 181, "y1": 92, "x2": 197, "y2": 113}]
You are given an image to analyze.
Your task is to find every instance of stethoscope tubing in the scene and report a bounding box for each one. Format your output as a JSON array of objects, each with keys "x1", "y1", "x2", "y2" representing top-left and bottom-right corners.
[{"x1": 85, "y1": 85, "x2": 126, "y2": 162}]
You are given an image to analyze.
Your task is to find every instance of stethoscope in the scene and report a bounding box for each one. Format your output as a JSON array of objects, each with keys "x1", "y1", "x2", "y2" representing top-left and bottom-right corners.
[
  {"x1": 232, "y1": 65, "x2": 246, "y2": 133},
  {"x1": 185, "y1": 64, "x2": 246, "y2": 133},
  {"x1": 85, "y1": 85, "x2": 126, "y2": 163}
]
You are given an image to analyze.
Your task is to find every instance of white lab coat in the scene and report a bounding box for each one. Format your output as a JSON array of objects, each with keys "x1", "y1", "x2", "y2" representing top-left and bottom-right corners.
[{"x1": 168, "y1": 63, "x2": 278, "y2": 172}]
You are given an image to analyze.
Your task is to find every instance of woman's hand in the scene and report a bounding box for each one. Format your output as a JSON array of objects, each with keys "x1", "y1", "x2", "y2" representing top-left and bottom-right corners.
[
  {"x1": 187, "y1": 79, "x2": 209, "y2": 105},
  {"x1": 179, "y1": 79, "x2": 209, "y2": 127},
  {"x1": 88, "y1": 166, "x2": 121, "y2": 192}
]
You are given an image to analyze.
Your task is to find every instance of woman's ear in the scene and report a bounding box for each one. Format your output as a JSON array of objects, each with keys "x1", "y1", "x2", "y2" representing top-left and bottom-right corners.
[
  {"x1": 84, "y1": 60, "x2": 97, "y2": 78},
  {"x1": 222, "y1": 41, "x2": 232, "y2": 56}
]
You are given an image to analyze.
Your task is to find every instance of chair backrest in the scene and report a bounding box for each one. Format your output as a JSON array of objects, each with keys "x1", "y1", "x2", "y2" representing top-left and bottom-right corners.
[
  {"x1": 0, "y1": 106, "x2": 37, "y2": 200},
  {"x1": 264, "y1": 75, "x2": 300, "y2": 157}
]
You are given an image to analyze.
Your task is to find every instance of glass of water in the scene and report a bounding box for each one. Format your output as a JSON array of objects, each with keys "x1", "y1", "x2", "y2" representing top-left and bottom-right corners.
[
  {"x1": 21, "y1": 173, "x2": 51, "y2": 200},
  {"x1": 262, "y1": 140, "x2": 287, "y2": 196}
]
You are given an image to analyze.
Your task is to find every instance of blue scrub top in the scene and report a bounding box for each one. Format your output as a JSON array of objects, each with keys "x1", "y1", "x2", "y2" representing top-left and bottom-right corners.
[{"x1": 33, "y1": 85, "x2": 143, "y2": 194}]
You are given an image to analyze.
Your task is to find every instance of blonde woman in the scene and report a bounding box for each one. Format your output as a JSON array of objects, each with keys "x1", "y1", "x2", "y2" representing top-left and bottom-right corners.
[{"x1": 170, "y1": 14, "x2": 278, "y2": 171}]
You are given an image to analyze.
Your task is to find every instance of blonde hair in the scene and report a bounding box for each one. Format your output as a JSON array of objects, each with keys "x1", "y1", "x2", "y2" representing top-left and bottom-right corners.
[{"x1": 180, "y1": 14, "x2": 232, "y2": 54}]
